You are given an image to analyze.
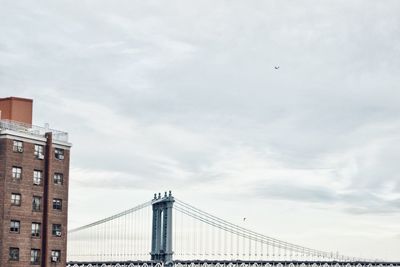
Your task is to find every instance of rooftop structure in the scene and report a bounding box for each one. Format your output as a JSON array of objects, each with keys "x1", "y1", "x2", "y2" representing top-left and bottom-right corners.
[
  {"x1": 0, "y1": 119, "x2": 69, "y2": 143},
  {"x1": 0, "y1": 97, "x2": 33, "y2": 124}
]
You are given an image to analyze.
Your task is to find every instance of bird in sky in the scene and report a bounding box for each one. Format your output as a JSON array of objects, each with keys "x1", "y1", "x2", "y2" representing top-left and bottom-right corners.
[
  {"x1": 243, "y1": 217, "x2": 246, "y2": 221},
  {"x1": 274, "y1": 66, "x2": 280, "y2": 69}
]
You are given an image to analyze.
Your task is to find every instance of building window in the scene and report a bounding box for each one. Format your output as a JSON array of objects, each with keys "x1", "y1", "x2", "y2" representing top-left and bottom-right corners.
[
  {"x1": 9, "y1": 247, "x2": 19, "y2": 261},
  {"x1": 34, "y1": 145, "x2": 44, "y2": 159},
  {"x1": 11, "y1": 193, "x2": 21, "y2": 206},
  {"x1": 13, "y1": 140, "x2": 23, "y2": 152},
  {"x1": 33, "y1": 170, "x2": 42, "y2": 185},
  {"x1": 30, "y1": 249, "x2": 40, "y2": 265},
  {"x1": 51, "y1": 250, "x2": 61, "y2": 262},
  {"x1": 10, "y1": 220, "x2": 20, "y2": 233},
  {"x1": 32, "y1": 222, "x2": 41, "y2": 238},
  {"x1": 12, "y1": 166, "x2": 22, "y2": 180},
  {"x1": 52, "y1": 224, "x2": 62, "y2": 237},
  {"x1": 54, "y1": 173, "x2": 63, "y2": 185},
  {"x1": 55, "y1": 148, "x2": 64, "y2": 160},
  {"x1": 32, "y1": 196, "x2": 42, "y2": 212},
  {"x1": 53, "y1": 199, "x2": 62, "y2": 210}
]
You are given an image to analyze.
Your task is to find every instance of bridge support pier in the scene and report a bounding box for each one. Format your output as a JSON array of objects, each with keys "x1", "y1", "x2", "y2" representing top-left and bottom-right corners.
[{"x1": 151, "y1": 191, "x2": 174, "y2": 264}]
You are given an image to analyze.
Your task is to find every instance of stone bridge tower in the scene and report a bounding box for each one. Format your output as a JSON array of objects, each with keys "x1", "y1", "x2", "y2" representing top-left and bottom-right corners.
[{"x1": 151, "y1": 191, "x2": 174, "y2": 264}]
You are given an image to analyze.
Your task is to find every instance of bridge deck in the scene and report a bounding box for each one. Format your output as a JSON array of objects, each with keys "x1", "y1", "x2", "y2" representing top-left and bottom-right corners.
[{"x1": 67, "y1": 260, "x2": 400, "y2": 267}]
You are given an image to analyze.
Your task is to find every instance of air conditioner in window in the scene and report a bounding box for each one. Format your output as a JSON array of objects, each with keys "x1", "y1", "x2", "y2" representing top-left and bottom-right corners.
[
  {"x1": 58, "y1": 154, "x2": 64, "y2": 160},
  {"x1": 38, "y1": 154, "x2": 45, "y2": 160},
  {"x1": 17, "y1": 147, "x2": 23, "y2": 152},
  {"x1": 56, "y1": 231, "x2": 62, "y2": 236},
  {"x1": 51, "y1": 256, "x2": 59, "y2": 262},
  {"x1": 33, "y1": 180, "x2": 41, "y2": 185}
]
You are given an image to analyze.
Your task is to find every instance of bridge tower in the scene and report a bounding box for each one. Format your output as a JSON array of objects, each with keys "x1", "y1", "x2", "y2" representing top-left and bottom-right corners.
[{"x1": 151, "y1": 191, "x2": 174, "y2": 264}]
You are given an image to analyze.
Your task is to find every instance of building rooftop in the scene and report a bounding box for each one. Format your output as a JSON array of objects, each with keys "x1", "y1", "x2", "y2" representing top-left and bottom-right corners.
[{"x1": 0, "y1": 119, "x2": 69, "y2": 143}]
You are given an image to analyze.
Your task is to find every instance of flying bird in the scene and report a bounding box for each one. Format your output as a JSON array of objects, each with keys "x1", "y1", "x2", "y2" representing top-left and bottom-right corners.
[{"x1": 274, "y1": 66, "x2": 280, "y2": 69}]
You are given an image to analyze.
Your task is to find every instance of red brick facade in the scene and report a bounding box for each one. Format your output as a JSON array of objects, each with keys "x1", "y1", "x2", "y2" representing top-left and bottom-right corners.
[{"x1": 0, "y1": 133, "x2": 71, "y2": 267}]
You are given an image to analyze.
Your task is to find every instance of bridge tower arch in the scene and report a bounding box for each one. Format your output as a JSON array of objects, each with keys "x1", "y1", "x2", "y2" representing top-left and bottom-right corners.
[{"x1": 151, "y1": 191, "x2": 174, "y2": 263}]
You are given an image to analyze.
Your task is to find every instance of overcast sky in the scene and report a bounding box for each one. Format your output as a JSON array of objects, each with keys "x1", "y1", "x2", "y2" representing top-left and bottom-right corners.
[{"x1": 1, "y1": 0, "x2": 400, "y2": 261}]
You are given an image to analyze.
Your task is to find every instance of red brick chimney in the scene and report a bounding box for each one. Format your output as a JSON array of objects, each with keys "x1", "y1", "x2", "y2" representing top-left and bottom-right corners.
[{"x1": 0, "y1": 96, "x2": 33, "y2": 124}]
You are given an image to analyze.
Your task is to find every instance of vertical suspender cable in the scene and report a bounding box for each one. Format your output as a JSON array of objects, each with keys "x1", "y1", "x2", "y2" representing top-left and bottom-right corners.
[
  {"x1": 134, "y1": 210, "x2": 136, "y2": 257},
  {"x1": 236, "y1": 228, "x2": 239, "y2": 259},
  {"x1": 116, "y1": 216, "x2": 119, "y2": 260},
  {"x1": 108, "y1": 219, "x2": 111, "y2": 260},
  {"x1": 105, "y1": 220, "x2": 108, "y2": 260},
  {"x1": 256, "y1": 237, "x2": 259, "y2": 260},
  {"x1": 248, "y1": 235, "x2": 251, "y2": 260},
  {"x1": 230, "y1": 226, "x2": 234, "y2": 258},
  {"x1": 88, "y1": 227, "x2": 91, "y2": 260},
  {"x1": 141, "y1": 207, "x2": 144, "y2": 257},
  {"x1": 130, "y1": 210, "x2": 133, "y2": 259},
  {"x1": 223, "y1": 224, "x2": 227, "y2": 257},
  {"x1": 218, "y1": 223, "x2": 221, "y2": 256},
  {"x1": 111, "y1": 218, "x2": 114, "y2": 260},
  {"x1": 211, "y1": 218, "x2": 215, "y2": 258},
  {"x1": 173, "y1": 208, "x2": 176, "y2": 258},
  {"x1": 180, "y1": 210, "x2": 183, "y2": 258},
  {"x1": 124, "y1": 212, "x2": 126, "y2": 260},
  {"x1": 198, "y1": 215, "x2": 201, "y2": 257},
  {"x1": 139, "y1": 208, "x2": 142, "y2": 257}
]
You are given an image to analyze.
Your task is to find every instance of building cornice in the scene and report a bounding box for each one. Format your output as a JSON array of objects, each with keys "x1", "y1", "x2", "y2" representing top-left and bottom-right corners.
[{"x1": 0, "y1": 130, "x2": 72, "y2": 149}]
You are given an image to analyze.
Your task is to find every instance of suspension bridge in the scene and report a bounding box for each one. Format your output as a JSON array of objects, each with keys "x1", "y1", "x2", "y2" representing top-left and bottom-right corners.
[{"x1": 67, "y1": 192, "x2": 399, "y2": 267}]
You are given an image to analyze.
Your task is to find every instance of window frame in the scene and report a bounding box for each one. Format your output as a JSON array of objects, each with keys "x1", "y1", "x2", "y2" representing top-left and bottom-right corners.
[
  {"x1": 51, "y1": 250, "x2": 61, "y2": 262},
  {"x1": 12, "y1": 166, "x2": 22, "y2": 180},
  {"x1": 9, "y1": 247, "x2": 19, "y2": 261},
  {"x1": 33, "y1": 170, "x2": 42, "y2": 185},
  {"x1": 52, "y1": 224, "x2": 62, "y2": 237},
  {"x1": 30, "y1": 249, "x2": 41, "y2": 265},
  {"x1": 32, "y1": 196, "x2": 42, "y2": 212},
  {"x1": 54, "y1": 148, "x2": 64, "y2": 160},
  {"x1": 31, "y1": 222, "x2": 41, "y2": 238},
  {"x1": 53, "y1": 198, "x2": 62, "y2": 211},
  {"x1": 34, "y1": 144, "x2": 44, "y2": 159},
  {"x1": 10, "y1": 220, "x2": 20, "y2": 233},
  {"x1": 11, "y1": 193, "x2": 21, "y2": 206},
  {"x1": 53, "y1": 172, "x2": 64, "y2": 185},
  {"x1": 12, "y1": 140, "x2": 23, "y2": 153}
]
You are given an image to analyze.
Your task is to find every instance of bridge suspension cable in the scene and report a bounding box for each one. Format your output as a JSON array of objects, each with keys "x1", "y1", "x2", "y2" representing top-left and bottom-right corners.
[
  {"x1": 68, "y1": 201, "x2": 152, "y2": 262},
  {"x1": 67, "y1": 195, "x2": 370, "y2": 263},
  {"x1": 173, "y1": 199, "x2": 358, "y2": 262}
]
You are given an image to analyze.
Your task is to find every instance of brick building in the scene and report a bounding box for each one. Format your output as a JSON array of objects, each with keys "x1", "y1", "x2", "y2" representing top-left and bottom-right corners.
[{"x1": 0, "y1": 97, "x2": 71, "y2": 267}]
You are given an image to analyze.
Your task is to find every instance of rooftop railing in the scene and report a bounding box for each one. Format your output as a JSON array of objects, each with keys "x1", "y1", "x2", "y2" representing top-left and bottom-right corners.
[{"x1": 0, "y1": 119, "x2": 69, "y2": 143}]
